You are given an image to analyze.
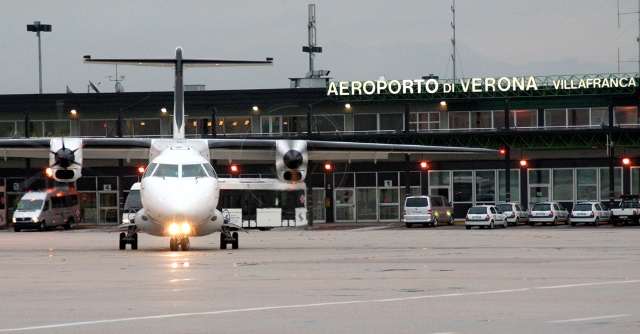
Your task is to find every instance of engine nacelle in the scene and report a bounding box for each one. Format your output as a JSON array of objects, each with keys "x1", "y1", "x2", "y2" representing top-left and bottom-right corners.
[
  {"x1": 275, "y1": 140, "x2": 307, "y2": 183},
  {"x1": 49, "y1": 138, "x2": 83, "y2": 183}
]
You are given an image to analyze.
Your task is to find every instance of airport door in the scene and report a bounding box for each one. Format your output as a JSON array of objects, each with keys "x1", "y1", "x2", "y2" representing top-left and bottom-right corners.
[{"x1": 98, "y1": 190, "x2": 118, "y2": 225}]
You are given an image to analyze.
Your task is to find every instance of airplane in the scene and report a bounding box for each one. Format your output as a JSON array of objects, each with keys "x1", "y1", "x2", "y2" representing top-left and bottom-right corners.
[{"x1": 0, "y1": 47, "x2": 497, "y2": 251}]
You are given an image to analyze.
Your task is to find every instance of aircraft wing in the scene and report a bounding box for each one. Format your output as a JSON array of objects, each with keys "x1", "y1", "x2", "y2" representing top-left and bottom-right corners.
[
  {"x1": 84, "y1": 57, "x2": 273, "y2": 68},
  {"x1": 206, "y1": 138, "x2": 496, "y2": 162},
  {"x1": 0, "y1": 138, "x2": 152, "y2": 160}
]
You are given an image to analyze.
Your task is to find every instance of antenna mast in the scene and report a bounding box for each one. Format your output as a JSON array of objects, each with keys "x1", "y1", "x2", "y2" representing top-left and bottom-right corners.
[
  {"x1": 617, "y1": 0, "x2": 640, "y2": 75},
  {"x1": 451, "y1": 0, "x2": 456, "y2": 81}
]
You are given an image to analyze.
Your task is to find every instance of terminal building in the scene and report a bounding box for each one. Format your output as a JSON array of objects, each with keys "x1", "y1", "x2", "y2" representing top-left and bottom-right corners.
[{"x1": 0, "y1": 73, "x2": 639, "y2": 224}]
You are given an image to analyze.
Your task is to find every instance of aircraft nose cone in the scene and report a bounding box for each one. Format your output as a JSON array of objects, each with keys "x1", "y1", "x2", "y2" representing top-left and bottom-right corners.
[{"x1": 161, "y1": 192, "x2": 209, "y2": 222}]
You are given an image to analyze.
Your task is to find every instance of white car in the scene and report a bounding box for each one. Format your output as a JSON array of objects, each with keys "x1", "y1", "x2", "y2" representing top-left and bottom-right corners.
[
  {"x1": 496, "y1": 203, "x2": 529, "y2": 226},
  {"x1": 528, "y1": 202, "x2": 569, "y2": 226},
  {"x1": 465, "y1": 205, "x2": 508, "y2": 230},
  {"x1": 570, "y1": 201, "x2": 610, "y2": 226}
]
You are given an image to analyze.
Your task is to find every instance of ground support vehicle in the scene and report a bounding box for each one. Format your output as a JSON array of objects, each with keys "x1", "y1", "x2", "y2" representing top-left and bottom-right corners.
[{"x1": 610, "y1": 195, "x2": 640, "y2": 226}]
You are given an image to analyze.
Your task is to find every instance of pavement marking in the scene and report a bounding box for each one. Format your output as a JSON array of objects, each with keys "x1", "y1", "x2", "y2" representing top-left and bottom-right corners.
[
  {"x1": 549, "y1": 314, "x2": 631, "y2": 323},
  {"x1": 2, "y1": 279, "x2": 639, "y2": 332}
]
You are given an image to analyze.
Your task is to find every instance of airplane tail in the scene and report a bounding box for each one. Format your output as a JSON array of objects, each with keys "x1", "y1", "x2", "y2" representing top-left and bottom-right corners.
[{"x1": 84, "y1": 47, "x2": 273, "y2": 140}]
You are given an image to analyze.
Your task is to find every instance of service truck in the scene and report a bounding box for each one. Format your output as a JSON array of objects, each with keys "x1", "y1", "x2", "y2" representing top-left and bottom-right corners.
[{"x1": 610, "y1": 195, "x2": 640, "y2": 226}]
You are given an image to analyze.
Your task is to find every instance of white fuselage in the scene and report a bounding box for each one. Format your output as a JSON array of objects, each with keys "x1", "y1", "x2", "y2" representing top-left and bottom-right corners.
[{"x1": 134, "y1": 144, "x2": 224, "y2": 237}]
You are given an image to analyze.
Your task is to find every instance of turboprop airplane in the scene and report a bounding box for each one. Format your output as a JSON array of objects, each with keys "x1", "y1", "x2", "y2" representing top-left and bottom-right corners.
[{"x1": 0, "y1": 47, "x2": 496, "y2": 251}]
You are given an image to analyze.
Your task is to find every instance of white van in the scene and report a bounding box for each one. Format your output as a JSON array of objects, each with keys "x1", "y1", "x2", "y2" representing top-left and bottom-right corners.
[
  {"x1": 12, "y1": 187, "x2": 81, "y2": 232},
  {"x1": 403, "y1": 195, "x2": 454, "y2": 227},
  {"x1": 121, "y1": 182, "x2": 142, "y2": 225}
]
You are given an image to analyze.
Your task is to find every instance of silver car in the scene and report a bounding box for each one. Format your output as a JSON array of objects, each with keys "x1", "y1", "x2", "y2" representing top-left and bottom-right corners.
[
  {"x1": 570, "y1": 201, "x2": 610, "y2": 226},
  {"x1": 528, "y1": 202, "x2": 569, "y2": 226},
  {"x1": 465, "y1": 205, "x2": 507, "y2": 230},
  {"x1": 496, "y1": 203, "x2": 529, "y2": 226}
]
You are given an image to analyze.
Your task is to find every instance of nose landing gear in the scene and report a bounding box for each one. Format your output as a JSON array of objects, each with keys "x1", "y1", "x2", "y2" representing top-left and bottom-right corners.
[
  {"x1": 169, "y1": 236, "x2": 190, "y2": 251},
  {"x1": 119, "y1": 226, "x2": 139, "y2": 250}
]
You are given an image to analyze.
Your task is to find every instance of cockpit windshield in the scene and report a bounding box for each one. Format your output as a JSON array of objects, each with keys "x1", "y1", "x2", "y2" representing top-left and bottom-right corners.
[
  {"x1": 182, "y1": 164, "x2": 208, "y2": 178},
  {"x1": 203, "y1": 162, "x2": 217, "y2": 179},
  {"x1": 154, "y1": 164, "x2": 179, "y2": 178}
]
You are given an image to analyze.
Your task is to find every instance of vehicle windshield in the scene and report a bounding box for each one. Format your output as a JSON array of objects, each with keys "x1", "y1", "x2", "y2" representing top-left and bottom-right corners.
[
  {"x1": 124, "y1": 190, "x2": 142, "y2": 210},
  {"x1": 532, "y1": 204, "x2": 551, "y2": 211},
  {"x1": 182, "y1": 164, "x2": 208, "y2": 178},
  {"x1": 153, "y1": 164, "x2": 179, "y2": 178},
  {"x1": 497, "y1": 204, "x2": 512, "y2": 212},
  {"x1": 405, "y1": 198, "x2": 428, "y2": 207},
  {"x1": 620, "y1": 201, "x2": 640, "y2": 208},
  {"x1": 16, "y1": 199, "x2": 44, "y2": 211},
  {"x1": 573, "y1": 204, "x2": 592, "y2": 211},
  {"x1": 468, "y1": 207, "x2": 487, "y2": 214}
]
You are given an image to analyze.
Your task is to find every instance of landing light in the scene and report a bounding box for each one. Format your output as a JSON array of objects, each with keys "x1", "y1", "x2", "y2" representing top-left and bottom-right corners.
[
  {"x1": 169, "y1": 223, "x2": 180, "y2": 235},
  {"x1": 181, "y1": 223, "x2": 191, "y2": 234}
]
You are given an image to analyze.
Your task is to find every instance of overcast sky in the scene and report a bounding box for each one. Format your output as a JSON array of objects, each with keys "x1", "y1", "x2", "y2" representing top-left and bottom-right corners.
[{"x1": 2, "y1": 0, "x2": 639, "y2": 94}]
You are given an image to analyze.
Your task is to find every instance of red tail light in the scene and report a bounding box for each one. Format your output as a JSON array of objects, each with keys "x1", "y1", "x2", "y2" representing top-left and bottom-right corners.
[
  {"x1": 510, "y1": 212, "x2": 515, "y2": 218},
  {"x1": 465, "y1": 214, "x2": 469, "y2": 220},
  {"x1": 590, "y1": 211, "x2": 594, "y2": 217},
  {"x1": 485, "y1": 214, "x2": 490, "y2": 220},
  {"x1": 403, "y1": 210, "x2": 406, "y2": 215},
  {"x1": 427, "y1": 209, "x2": 433, "y2": 215},
  {"x1": 548, "y1": 212, "x2": 553, "y2": 217},
  {"x1": 634, "y1": 210, "x2": 638, "y2": 215},
  {"x1": 529, "y1": 212, "x2": 533, "y2": 217}
]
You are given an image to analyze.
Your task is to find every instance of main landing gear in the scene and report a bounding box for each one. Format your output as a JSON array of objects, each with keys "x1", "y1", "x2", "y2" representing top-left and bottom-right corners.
[
  {"x1": 119, "y1": 225, "x2": 139, "y2": 250},
  {"x1": 220, "y1": 225, "x2": 239, "y2": 249},
  {"x1": 169, "y1": 236, "x2": 190, "y2": 251}
]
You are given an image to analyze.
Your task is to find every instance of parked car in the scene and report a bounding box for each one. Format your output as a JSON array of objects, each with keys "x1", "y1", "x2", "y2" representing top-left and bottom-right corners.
[
  {"x1": 528, "y1": 201, "x2": 569, "y2": 226},
  {"x1": 610, "y1": 195, "x2": 640, "y2": 226},
  {"x1": 465, "y1": 205, "x2": 507, "y2": 230},
  {"x1": 496, "y1": 202, "x2": 528, "y2": 226},
  {"x1": 570, "y1": 201, "x2": 610, "y2": 226},
  {"x1": 403, "y1": 195, "x2": 454, "y2": 228}
]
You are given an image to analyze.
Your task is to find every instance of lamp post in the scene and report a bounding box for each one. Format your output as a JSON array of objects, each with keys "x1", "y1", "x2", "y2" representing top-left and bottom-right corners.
[{"x1": 26, "y1": 21, "x2": 52, "y2": 94}]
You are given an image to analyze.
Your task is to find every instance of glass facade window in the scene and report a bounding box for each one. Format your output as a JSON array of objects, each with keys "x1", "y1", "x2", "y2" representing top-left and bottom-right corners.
[
  {"x1": 356, "y1": 188, "x2": 377, "y2": 221},
  {"x1": 514, "y1": 109, "x2": 537, "y2": 128},
  {"x1": 449, "y1": 112, "x2": 470, "y2": 130},
  {"x1": 283, "y1": 116, "x2": 306, "y2": 134},
  {"x1": 314, "y1": 115, "x2": 344, "y2": 133},
  {"x1": 493, "y1": 110, "x2": 515, "y2": 130},
  {"x1": 599, "y1": 167, "x2": 622, "y2": 201},
  {"x1": 471, "y1": 111, "x2": 492, "y2": 129},
  {"x1": 576, "y1": 168, "x2": 598, "y2": 201},
  {"x1": 0, "y1": 121, "x2": 18, "y2": 138},
  {"x1": 545, "y1": 109, "x2": 566, "y2": 127},
  {"x1": 475, "y1": 170, "x2": 495, "y2": 203},
  {"x1": 614, "y1": 106, "x2": 638, "y2": 126},
  {"x1": 498, "y1": 170, "x2": 519, "y2": 202},
  {"x1": 453, "y1": 171, "x2": 472, "y2": 202},
  {"x1": 591, "y1": 107, "x2": 608, "y2": 126},
  {"x1": 133, "y1": 119, "x2": 161, "y2": 137},
  {"x1": 568, "y1": 108, "x2": 590, "y2": 127},
  {"x1": 354, "y1": 114, "x2": 378, "y2": 132},
  {"x1": 379, "y1": 113, "x2": 403, "y2": 132},
  {"x1": 552, "y1": 169, "x2": 573, "y2": 201},
  {"x1": 186, "y1": 118, "x2": 211, "y2": 137},
  {"x1": 79, "y1": 120, "x2": 117, "y2": 137},
  {"x1": 219, "y1": 117, "x2": 251, "y2": 134},
  {"x1": 261, "y1": 116, "x2": 281, "y2": 134},
  {"x1": 409, "y1": 112, "x2": 440, "y2": 132}
]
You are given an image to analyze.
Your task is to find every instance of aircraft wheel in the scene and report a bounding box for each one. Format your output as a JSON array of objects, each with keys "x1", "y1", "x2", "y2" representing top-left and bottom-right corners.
[
  {"x1": 170, "y1": 237, "x2": 178, "y2": 251},
  {"x1": 220, "y1": 233, "x2": 227, "y2": 249},
  {"x1": 232, "y1": 232, "x2": 239, "y2": 249},
  {"x1": 181, "y1": 237, "x2": 190, "y2": 251},
  {"x1": 119, "y1": 232, "x2": 126, "y2": 250},
  {"x1": 131, "y1": 233, "x2": 138, "y2": 250}
]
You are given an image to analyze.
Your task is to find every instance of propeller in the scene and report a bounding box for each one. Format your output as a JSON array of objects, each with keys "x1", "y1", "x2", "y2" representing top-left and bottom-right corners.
[{"x1": 50, "y1": 138, "x2": 82, "y2": 168}]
